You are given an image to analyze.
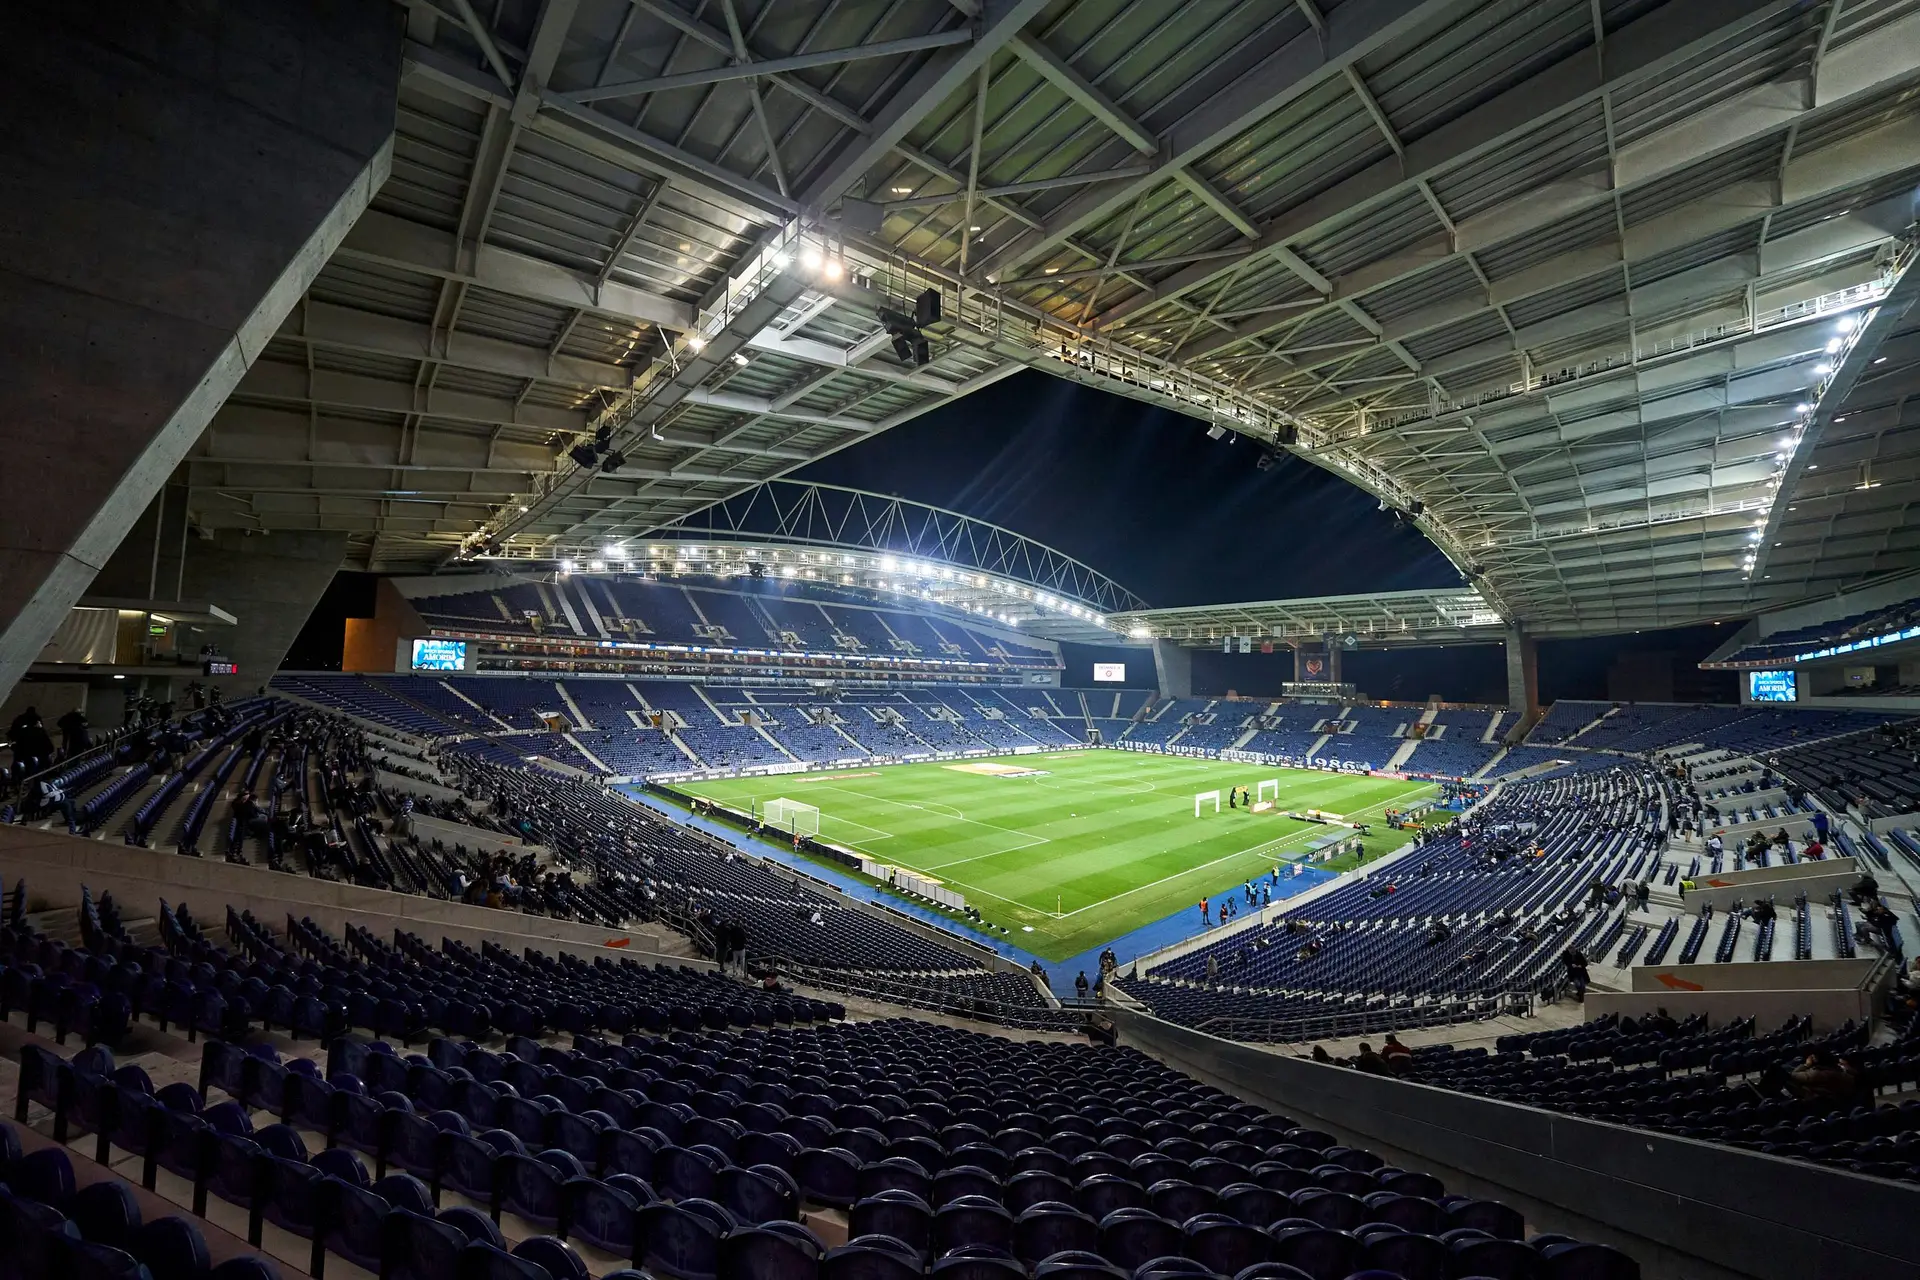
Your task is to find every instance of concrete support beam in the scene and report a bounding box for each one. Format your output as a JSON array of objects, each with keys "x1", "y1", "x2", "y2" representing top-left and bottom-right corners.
[
  {"x1": 1151, "y1": 639, "x2": 1193, "y2": 700},
  {"x1": 336, "y1": 210, "x2": 695, "y2": 333},
  {"x1": 92, "y1": 486, "x2": 349, "y2": 692},
  {"x1": 0, "y1": 0, "x2": 400, "y2": 705},
  {"x1": 1505, "y1": 625, "x2": 1539, "y2": 725}
]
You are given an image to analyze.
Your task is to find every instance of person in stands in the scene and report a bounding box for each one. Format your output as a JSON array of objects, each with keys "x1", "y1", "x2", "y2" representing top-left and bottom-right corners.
[
  {"x1": 1380, "y1": 1034, "x2": 1414, "y2": 1074},
  {"x1": 1075, "y1": 970, "x2": 1091, "y2": 1001},
  {"x1": 1351, "y1": 1043, "x2": 1389, "y2": 1076}
]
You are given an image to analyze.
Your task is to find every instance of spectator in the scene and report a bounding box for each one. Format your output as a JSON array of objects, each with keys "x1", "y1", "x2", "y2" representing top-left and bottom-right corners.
[
  {"x1": 55, "y1": 708, "x2": 90, "y2": 757},
  {"x1": 1075, "y1": 970, "x2": 1091, "y2": 1001},
  {"x1": 1352, "y1": 1043, "x2": 1389, "y2": 1076},
  {"x1": 1562, "y1": 945, "x2": 1590, "y2": 1000},
  {"x1": 1380, "y1": 1034, "x2": 1414, "y2": 1074}
]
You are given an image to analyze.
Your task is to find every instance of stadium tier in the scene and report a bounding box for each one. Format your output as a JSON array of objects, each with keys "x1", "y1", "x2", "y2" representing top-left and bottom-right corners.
[
  {"x1": 1714, "y1": 593, "x2": 1920, "y2": 667},
  {"x1": 1119, "y1": 764, "x2": 1671, "y2": 1042},
  {"x1": 411, "y1": 577, "x2": 1060, "y2": 672}
]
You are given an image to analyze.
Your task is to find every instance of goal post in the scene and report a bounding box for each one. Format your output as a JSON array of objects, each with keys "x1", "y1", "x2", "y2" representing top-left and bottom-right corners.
[
  {"x1": 1195, "y1": 790, "x2": 1221, "y2": 817},
  {"x1": 762, "y1": 798, "x2": 821, "y2": 837},
  {"x1": 1257, "y1": 779, "x2": 1280, "y2": 805}
]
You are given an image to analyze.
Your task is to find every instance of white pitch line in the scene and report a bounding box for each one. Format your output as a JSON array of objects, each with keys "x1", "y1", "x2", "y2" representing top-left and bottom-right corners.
[{"x1": 1048, "y1": 779, "x2": 1439, "y2": 919}]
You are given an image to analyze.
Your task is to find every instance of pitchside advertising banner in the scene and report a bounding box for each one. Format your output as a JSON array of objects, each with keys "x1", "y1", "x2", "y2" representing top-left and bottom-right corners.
[{"x1": 1093, "y1": 662, "x2": 1126, "y2": 682}]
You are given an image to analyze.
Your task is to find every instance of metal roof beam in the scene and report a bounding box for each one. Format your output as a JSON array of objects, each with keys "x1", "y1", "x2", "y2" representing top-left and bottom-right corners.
[
  {"x1": 971, "y1": 0, "x2": 1462, "y2": 279},
  {"x1": 800, "y1": 0, "x2": 1053, "y2": 212},
  {"x1": 1099, "y1": 0, "x2": 1805, "y2": 332},
  {"x1": 286, "y1": 300, "x2": 632, "y2": 392},
  {"x1": 1007, "y1": 33, "x2": 1156, "y2": 154},
  {"x1": 337, "y1": 210, "x2": 695, "y2": 333},
  {"x1": 568, "y1": 28, "x2": 977, "y2": 103}
]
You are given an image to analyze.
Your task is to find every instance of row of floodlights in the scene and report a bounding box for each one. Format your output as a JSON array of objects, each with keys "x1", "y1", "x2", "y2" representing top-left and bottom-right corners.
[
  {"x1": 546, "y1": 545, "x2": 1112, "y2": 630},
  {"x1": 1743, "y1": 311, "x2": 1862, "y2": 579}
]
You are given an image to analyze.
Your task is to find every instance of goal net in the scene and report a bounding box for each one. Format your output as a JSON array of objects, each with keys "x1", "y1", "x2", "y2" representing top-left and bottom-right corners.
[{"x1": 763, "y1": 798, "x2": 821, "y2": 837}]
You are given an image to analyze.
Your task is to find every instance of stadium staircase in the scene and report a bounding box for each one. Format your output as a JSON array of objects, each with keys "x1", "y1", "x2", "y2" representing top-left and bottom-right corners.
[
  {"x1": 1305, "y1": 731, "x2": 1334, "y2": 759},
  {"x1": 828, "y1": 719, "x2": 870, "y2": 757},
  {"x1": 1386, "y1": 738, "x2": 1420, "y2": 770},
  {"x1": 566, "y1": 574, "x2": 613, "y2": 638},
  {"x1": 690, "y1": 684, "x2": 731, "y2": 726},
  {"x1": 1470, "y1": 747, "x2": 1510, "y2": 779},
  {"x1": 563, "y1": 733, "x2": 613, "y2": 774},
  {"x1": 1229, "y1": 726, "x2": 1260, "y2": 750},
  {"x1": 1075, "y1": 692, "x2": 1097, "y2": 740},
  {"x1": 553, "y1": 683, "x2": 592, "y2": 729},
  {"x1": 437, "y1": 681, "x2": 514, "y2": 732},
  {"x1": 1565, "y1": 705, "x2": 1621, "y2": 744},
  {"x1": 752, "y1": 723, "x2": 797, "y2": 762}
]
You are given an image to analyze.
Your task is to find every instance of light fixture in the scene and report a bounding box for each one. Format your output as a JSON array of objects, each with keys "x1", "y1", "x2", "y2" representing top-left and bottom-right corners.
[
  {"x1": 1813, "y1": 363, "x2": 1831, "y2": 375},
  {"x1": 560, "y1": 559, "x2": 575, "y2": 574},
  {"x1": 517, "y1": 505, "x2": 528, "y2": 513},
  {"x1": 1825, "y1": 337, "x2": 1842, "y2": 353},
  {"x1": 687, "y1": 334, "x2": 707, "y2": 352},
  {"x1": 589, "y1": 559, "x2": 606, "y2": 572},
  {"x1": 731, "y1": 352, "x2": 749, "y2": 366},
  {"x1": 1838, "y1": 314, "x2": 1858, "y2": 333},
  {"x1": 823, "y1": 258, "x2": 844, "y2": 279},
  {"x1": 113, "y1": 674, "x2": 126, "y2": 680}
]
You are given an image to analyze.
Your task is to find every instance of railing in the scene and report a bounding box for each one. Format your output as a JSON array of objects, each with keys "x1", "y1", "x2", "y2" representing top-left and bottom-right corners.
[
  {"x1": 1362, "y1": 250, "x2": 1914, "y2": 436},
  {"x1": 1164, "y1": 988, "x2": 1533, "y2": 1046},
  {"x1": 742, "y1": 950, "x2": 1080, "y2": 1029}
]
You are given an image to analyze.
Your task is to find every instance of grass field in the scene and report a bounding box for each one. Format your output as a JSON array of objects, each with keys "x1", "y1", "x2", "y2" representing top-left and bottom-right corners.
[{"x1": 679, "y1": 749, "x2": 1436, "y2": 961}]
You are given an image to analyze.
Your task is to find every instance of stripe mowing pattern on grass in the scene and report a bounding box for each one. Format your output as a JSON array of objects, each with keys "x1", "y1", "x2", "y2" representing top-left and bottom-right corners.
[{"x1": 679, "y1": 749, "x2": 1436, "y2": 961}]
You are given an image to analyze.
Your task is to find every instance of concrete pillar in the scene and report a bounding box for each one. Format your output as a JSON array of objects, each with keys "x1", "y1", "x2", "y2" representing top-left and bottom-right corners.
[
  {"x1": 0, "y1": 1, "x2": 399, "y2": 703},
  {"x1": 90, "y1": 486, "x2": 347, "y2": 692},
  {"x1": 1151, "y1": 640, "x2": 1192, "y2": 700},
  {"x1": 1506, "y1": 626, "x2": 1540, "y2": 718}
]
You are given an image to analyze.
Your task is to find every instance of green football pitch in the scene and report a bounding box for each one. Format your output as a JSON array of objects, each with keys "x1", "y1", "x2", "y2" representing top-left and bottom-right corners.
[{"x1": 677, "y1": 749, "x2": 1437, "y2": 961}]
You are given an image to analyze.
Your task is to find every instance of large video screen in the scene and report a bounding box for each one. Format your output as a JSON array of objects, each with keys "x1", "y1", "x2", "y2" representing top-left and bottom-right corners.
[
  {"x1": 411, "y1": 638, "x2": 467, "y2": 672},
  {"x1": 1093, "y1": 662, "x2": 1126, "y2": 683},
  {"x1": 1748, "y1": 669, "x2": 1797, "y2": 703}
]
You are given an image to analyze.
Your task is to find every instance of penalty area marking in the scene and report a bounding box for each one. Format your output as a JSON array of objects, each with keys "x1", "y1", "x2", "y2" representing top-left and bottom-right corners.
[{"x1": 1047, "y1": 779, "x2": 1440, "y2": 921}]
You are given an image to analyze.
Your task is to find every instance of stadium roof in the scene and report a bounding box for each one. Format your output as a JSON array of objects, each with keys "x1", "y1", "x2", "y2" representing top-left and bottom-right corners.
[
  {"x1": 1109, "y1": 587, "x2": 1506, "y2": 648},
  {"x1": 190, "y1": 0, "x2": 1920, "y2": 638}
]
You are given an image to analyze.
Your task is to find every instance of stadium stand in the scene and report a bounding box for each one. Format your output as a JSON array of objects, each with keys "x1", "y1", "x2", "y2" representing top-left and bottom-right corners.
[
  {"x1": 1393, "y1": 1013, "x2": 1920, "y2": 1182},
  {"x1": 1715, "y1": 593, "x2": 1920, "y2": 666},
  {"x1": 1120, "y1": 764, "x2": 1671, "y2": 1042}
]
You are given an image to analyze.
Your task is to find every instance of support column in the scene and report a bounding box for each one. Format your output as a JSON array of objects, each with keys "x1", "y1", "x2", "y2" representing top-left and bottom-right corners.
[
  {"x1": 0, "y1": 1, "x2": 399, "y2": 702},
  {"x1": 1151, "y1": 640, "x2": 1192, "y2": 700},
  {"x1": 91, "y1": 488, "x2": 348, "y2": 693},
  {"x1": 1505, "y1": 625, "x2": 1540, "y2": 737}
]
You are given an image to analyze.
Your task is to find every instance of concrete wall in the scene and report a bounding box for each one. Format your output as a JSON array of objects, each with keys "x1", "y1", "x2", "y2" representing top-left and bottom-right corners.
[
  {"x1": 1586, "y1": 984, "x2": 1878, "y2": 1032},
  {"x1": 0, "y1": 825, "x2": 691, "y2": 966},
  {"x1": 1628, "y1": 956, "x2": 1879, "y2": 994},
  {"x1": 91, "y1": 490, "x2": 349, "y2": 693},
  {"x1": 0, "y1": 0, "x2": 399, "y2": 702},
  {"x1": 1109, "y1": 1007, "x2": 1920, "y2": 1280},
  {"x1": 344, "y1": 578, "x2": 427, "y2": 673},
  {"x1": 1152, "y1": 640, "x2": 1193, "y2": 700}
]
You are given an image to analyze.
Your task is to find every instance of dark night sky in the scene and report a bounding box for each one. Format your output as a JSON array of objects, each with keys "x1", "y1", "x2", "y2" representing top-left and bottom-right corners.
[
  {"x1": 792, "y1": 369, "x2": 1460, "y2": 608},
  {"x1": 290, "y1": 371, "x2": 1736, "y2": 697}
]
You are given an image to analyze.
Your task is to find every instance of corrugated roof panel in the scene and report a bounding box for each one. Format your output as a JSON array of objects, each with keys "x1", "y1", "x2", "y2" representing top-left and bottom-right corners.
[{"x1": 1363, "y1": 0, "x2": 1593, "y2": 147}]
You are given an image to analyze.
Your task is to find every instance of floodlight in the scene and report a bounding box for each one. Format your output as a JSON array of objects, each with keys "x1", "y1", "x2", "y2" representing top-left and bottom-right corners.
[
  {"x1": 891, "y1": 333, "x2": 915, "y2": 361},
  {"x1": 687, "y1": 334, "x2": 707, "y2": 352},
  {"x1": 600, "y1": 450, "x2": 626, "y2": 472},
  {"x1": 1207, "y1": 424, "x2": 1227, "y2": 440},
  {"x1": 569, "y1": 443, "x2": 600, "y2": 468}
]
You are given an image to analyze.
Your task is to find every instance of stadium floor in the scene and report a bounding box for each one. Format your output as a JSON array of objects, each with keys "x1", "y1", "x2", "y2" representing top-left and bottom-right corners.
[{"x1": 676, "y1": 749, "x2": 1435, "y2": 961}]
